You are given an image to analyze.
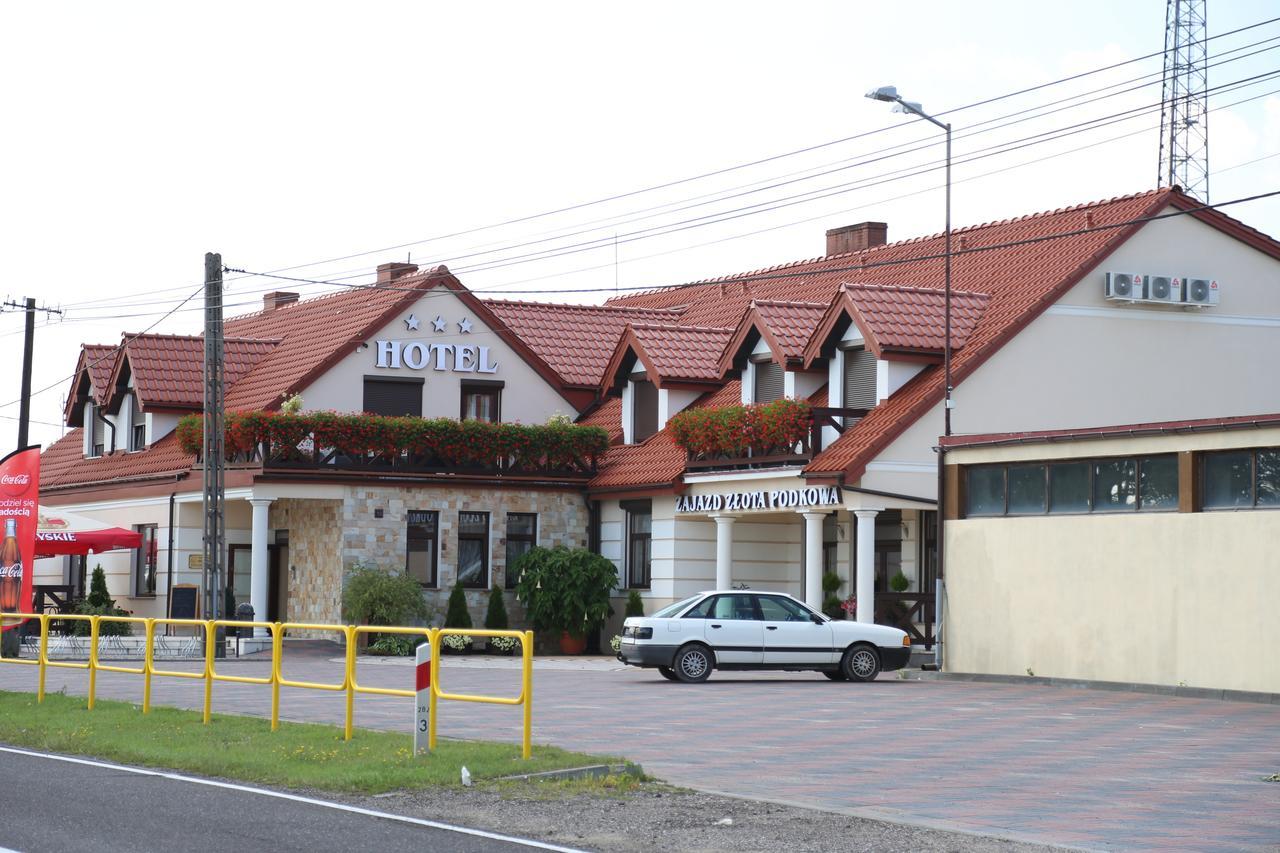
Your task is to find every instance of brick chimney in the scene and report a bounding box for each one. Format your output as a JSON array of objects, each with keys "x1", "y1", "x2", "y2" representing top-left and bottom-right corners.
[
  {"x1": 376, "y1": 262, "x2": 419, "y2": 284},
  {"x1": 262, "y1": 291, "x2": 299, "y2": 312},
  {"x1": 826, "y1": 222, "x2": 888, "y2": 255}
]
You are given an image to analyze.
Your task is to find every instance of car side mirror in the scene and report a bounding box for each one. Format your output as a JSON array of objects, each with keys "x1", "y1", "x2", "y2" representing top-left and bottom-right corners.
[{"x1": 811, "y1": 613, "x2": 825, "y2": 625}]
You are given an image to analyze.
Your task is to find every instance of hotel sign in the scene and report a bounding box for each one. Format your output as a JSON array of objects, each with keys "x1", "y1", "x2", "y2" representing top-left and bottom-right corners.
[
  {"x1": 374, "y1": 341, "x2": 499, "y2": 374},
  {"x1": 675, "y1": 485, "x2": 842, "y2": 513}
]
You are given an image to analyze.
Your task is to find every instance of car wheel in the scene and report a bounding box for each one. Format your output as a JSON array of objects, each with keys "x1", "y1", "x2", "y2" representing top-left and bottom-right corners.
[
  {"x1": 841, "y1": 644, "x2": 881, "y2": 682},
  {"x1": 672, "y1": 644, "x2": 713, "y2": 683},
  {"x1": 658, "y1": 666, "x2": 680, "y2": 681},
  {"x1": 822, "y1": 669, "x2": 847, "y2": 681}
]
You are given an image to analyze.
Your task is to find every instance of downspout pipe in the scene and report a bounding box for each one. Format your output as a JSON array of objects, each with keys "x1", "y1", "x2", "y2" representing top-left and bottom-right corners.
[
  {"x1": 166, "y1": 488, "x2": 177, "y2": 621},
  {"x1": 934, "y1": 443, "x2": 946, "y2": 672},
  {"x1": 93, "y1": 405, "x2": 116, "y2": 453}
]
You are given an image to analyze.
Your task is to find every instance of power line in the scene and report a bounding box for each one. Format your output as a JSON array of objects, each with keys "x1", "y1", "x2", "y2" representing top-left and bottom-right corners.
[{"x1": 50, "y1": 15, "x2": 1280, "y2": 315}]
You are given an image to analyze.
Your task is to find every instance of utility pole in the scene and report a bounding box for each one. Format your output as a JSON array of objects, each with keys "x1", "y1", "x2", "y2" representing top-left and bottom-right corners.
[
  {"x1": 202, "y1": 254, "x2": 227, "y2": 658},
  {"x1": 2, "y1": 298, "x2": 63, "y2": 449}
]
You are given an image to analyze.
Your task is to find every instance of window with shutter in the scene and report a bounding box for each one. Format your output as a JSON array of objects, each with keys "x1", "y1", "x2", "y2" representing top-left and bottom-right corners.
[
  {"x1": 842, "y1": 348, "x2": 877, "y2": 410},
  {"x1": 362, "y1": 377, "x2": 424, "y2": 417},
  {"x1": 632, "y1": 379, "x2": 659, "y2": 442},
  {"x1": 753, "y1": 360, "x2": 784, "y2": 403}
]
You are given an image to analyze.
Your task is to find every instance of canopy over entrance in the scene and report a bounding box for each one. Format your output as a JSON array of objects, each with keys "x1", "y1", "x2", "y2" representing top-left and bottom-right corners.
[{"x1": 35, "y1": 506, "x2": 142, "y2": 558}]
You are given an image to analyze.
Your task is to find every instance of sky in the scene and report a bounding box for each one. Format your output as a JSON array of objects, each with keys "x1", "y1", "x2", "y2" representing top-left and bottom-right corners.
[{"x1": 2, "y1": 0, "x2": 1278, "y2": 453}]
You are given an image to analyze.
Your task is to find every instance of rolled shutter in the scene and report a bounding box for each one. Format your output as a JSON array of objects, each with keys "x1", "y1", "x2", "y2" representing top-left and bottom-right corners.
[
  {"x1": 843, "y1": 348, "x2": 876, "y2": 409},
  {"x1": 753, "y1": 361, "x2": 784, "y2": 403},
  {"x1": 362, "y1": 378, "x2": 423, "y2": 417}
]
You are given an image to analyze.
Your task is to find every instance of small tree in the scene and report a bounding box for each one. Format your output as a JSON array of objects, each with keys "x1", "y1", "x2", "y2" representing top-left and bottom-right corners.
[
  {"x1": 74, "y1": 565, "x2": 132, "y2": 636},
  {"x1": 822, "y1": 571, "x2": 844, "y2": 620},
  {"x1": 484, "y1": 585, "x2": 509, "y2": 631},
  {"x1": 625, "y1": 589, "x2": 645, "y2": 618},
  {"x1": 445, "y1": 582, "x2": 472, "y2": 629},
  {"x1": 340, "y1": 561, "x2": 430, "y2": 626}
]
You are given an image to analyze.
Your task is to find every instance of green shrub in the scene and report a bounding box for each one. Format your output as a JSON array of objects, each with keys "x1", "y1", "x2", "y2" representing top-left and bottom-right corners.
[
  {"x1": 365, "y1": 635, "x2": 421, "y2": 656},
  {"x1": 445, "y1": 582, "x2": 472, "y2": 629},
  {"x1": 625, "y1": 589, "x2": 645, "y2": 618},
  {"x1": 890, "y1": 571, "x2": 911, "y2": 593},
  {"x1": 513, "y1": 547, "x2": 616, "y2": 638},
  {"x1": 483, "y1": 585, "x2": 508, "y2": 631},
  {"x1": 340, "y1": 562, "x2": 430, "y2": 626},
  {"x1": 73, "y1": 566, "x2": 132, "y2": 636}
]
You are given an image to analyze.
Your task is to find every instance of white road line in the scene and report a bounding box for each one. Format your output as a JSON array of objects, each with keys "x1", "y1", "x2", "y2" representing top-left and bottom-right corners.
[{"x1": 0, "y1": 745, "x2": 586, "y2": 853}]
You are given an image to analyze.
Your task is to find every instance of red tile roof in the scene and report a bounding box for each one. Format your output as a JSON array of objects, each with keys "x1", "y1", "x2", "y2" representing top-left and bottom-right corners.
[
  {"x1": 750, "y1": 300, "x2": 828, "y2": 361},
  {"x1": 107, "y1": 334, "x2": 279, "y2": 411},
  {"x1": 40, "y1": 428, "x2": 194, "y2": 492},
  {"x1": 628, "y1": 323, "x2": 733, "y2": 384},
  {"x1": 62, "y1": 344, "x2": 119, "y2": 424},
  {"x1": 483, "y1": 299, "x2": 682, "y2": 387},
  {"x1": 578, "y1": 396, "x2": 624, "y2": 444}
]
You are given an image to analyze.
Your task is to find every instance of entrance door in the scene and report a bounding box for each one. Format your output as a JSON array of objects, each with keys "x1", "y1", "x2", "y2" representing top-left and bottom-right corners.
[
  {"x1": 227, "y1": 545, "x2": 280, "y2": 622},
  {"x1": 758, "y1": 594, "x2": 834, "y2": 666},
  {"x1": 700, "y1": 594, "x2": 763, "y2": 665}
]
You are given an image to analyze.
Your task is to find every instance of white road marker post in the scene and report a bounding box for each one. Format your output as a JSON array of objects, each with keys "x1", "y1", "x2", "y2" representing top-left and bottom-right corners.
[{"x1": 414, "y1": 639, "x2": 431, "y2": 755}]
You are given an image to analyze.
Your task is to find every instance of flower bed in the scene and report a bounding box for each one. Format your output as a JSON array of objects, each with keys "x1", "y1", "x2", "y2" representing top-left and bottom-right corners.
[
  {"x1": 177, "y1": 411, "x2": 610, "y2": 472},
  {"x1": 668, "y1": 399, "x2": 812, "y2": 459}
]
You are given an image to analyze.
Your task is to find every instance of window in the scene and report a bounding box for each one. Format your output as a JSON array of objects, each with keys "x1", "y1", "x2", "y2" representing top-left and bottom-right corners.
[
  {"x1": 129, "y1": 394, "x2": 145, "y2": 452},
  {"x1": 965, "y1": 455, "x2": 1179, "y2": 517},
  {"x1": 1203, "y1": 448, "x2": 1280, "y2": 509},
  {"x1": 362, "y1": 377, "x2": 423, "y2": 417},
  {"x1": 821, "y1": 514, "x2": 838, "y2": 576},
  {"x1": 504, "y1": 513, "x2": 537, "y2": 589},
  {"x1": 461, "y1": 380, "x2": 502, "y2": 422},
  {"x1": 756, "y1": 595, "x2": 812, "y2": 622},
  {"x1": 709, "y1": 594, "x2": 758, "y2": 620},
  {"x1": 406, "y1": 510, "x2": 438, "y2": 587},
  {"x1": 631, "y1": 379, "x2": 658, "y2": 442},
  {"x1": 753, "y1": 359, "x2": 784, "y2": 404},
  {"x1": 842, "y1": 347, "x2": 877, "y2": 410},
  {"x1": 623, "y1": 500, "x2": 652, "y2": 589},
  {"x1": 88, "y1": 403, "x2": 105, "y2": 457},
  {"x1": 456, "y1": 511, "x2": 489, "y2": 588},
  {"x1": 134, "y1": 524, "x2": 157, "y2": 597}
]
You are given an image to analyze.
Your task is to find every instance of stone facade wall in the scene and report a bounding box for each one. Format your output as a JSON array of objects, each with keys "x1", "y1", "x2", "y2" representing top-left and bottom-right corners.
[
  {"x1": 272, "y1": 485, "x2": 587, "y2": 630},
  {"x1": 270, "y1": 499, "x2": 344, "y2": 629}
]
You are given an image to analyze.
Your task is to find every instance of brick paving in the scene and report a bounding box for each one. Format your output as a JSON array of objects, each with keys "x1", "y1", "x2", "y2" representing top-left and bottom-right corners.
[{"x1": 3, "y1": 643, "x2": 1278, "y2": 852}]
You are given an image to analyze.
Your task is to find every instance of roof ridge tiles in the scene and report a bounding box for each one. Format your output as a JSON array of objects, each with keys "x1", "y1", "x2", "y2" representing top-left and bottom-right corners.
[
  {"x1": 482, "y1": 297, "x2": 681, "y2": 314},
  {"x1": 749, "y1": 299, "x2": 829, "y2": 308},
  {"x1": 843, "y1": 282, "x2": 990, "y2": 299},
  {"x1": 629, "y1": 322, "x2": 733, "y2": 333}
]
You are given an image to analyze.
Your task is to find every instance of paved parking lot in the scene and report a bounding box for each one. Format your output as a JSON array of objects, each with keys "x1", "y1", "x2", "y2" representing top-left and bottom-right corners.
[{"x1": 2, "y1": 645, "x2": 1277, "y2": 852}]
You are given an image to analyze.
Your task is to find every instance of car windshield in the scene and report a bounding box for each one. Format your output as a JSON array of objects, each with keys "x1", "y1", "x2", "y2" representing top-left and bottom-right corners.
[{"x1": 651, "y1": 595, "x2": 703, "y2": 619}]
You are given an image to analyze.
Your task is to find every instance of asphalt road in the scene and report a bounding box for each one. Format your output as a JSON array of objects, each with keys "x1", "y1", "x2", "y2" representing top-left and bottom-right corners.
[{"x1": 0, "y1": 746, "x2": 579, "y2": 853}]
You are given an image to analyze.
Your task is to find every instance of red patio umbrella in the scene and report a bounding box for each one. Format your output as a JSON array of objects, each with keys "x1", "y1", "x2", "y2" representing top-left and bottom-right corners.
[{"x1": 35, "y1": 506, "x2": 143, "y2": 558}]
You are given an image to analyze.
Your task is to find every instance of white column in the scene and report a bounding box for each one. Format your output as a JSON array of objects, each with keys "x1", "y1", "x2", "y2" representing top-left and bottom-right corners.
[
  {"x1": 801, "y1": 511, "x2": 826, "y2": 610},
  {"x1": 854, "y1": 509, "x2": 879, "y2": 623},
  {"x1": 711, "y1": 514, "x2": 736, "y2": 590},
  {"x1": 249, "y1": 498, "x2": 272, "y2": 637}
]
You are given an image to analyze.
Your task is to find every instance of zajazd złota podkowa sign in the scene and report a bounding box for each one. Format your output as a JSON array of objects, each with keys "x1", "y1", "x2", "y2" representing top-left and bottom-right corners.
[{"x1": 675, "y1": 486, "x2": 842, "y2": 513}]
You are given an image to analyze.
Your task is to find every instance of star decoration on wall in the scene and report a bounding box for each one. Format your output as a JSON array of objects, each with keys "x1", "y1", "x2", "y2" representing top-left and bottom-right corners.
[
  {"x1": 458, "y1": 317, "x2": 473, "y2": 334},
  {"x1": 404, "y1": 314, "x2": 421, "y2": 331},
  {"x1": 432, "y1": 315, "x2": 447, "y2": 332}
]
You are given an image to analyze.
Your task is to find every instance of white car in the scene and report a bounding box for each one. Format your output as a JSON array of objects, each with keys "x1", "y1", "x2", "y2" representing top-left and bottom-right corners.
[{"x1": 618, "y1": 590, "x2": 911, "y2": 683}]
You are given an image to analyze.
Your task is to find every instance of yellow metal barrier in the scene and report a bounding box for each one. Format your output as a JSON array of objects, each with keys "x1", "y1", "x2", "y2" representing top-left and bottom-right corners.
[
  {"x1": 0, "y1": 612, "x2": 535, "y2": 758},
  {"x1": 428, "y1": 628, "x2": 534, "y2": 760}
]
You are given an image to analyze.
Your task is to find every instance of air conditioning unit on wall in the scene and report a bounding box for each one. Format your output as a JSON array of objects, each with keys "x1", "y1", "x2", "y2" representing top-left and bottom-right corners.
[
  {"x1": 1183, "y1": 277, "x2": 1220, "y2": 306},
  {"x1": 1146, "y1": 275, "x2": 1182, "y2": 303},
  {"x1": 1104, "y1": 272, "x2": 1145, "y2": 301}
]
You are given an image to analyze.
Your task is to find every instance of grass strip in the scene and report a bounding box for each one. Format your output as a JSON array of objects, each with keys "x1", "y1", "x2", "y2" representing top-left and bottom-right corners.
[{"x1": 0, "y1": 689, "x2": 622, "y2": 794}]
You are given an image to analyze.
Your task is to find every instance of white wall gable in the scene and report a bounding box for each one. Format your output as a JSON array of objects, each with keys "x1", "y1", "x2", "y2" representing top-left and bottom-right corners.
[{"x1": 300, "y1": 289, "x2": 574, "y2": 421}]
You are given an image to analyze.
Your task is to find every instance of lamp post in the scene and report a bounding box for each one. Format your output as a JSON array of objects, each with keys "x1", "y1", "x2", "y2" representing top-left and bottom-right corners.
[{"x1": 865, "y1": 86, "x2": 952, "y2": 436}]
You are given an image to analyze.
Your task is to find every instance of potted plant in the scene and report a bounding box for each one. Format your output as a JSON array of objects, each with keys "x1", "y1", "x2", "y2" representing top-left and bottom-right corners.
[
  {"x1": 625, "y1": 589, "x2": 645, "y2": 618},
  {"x1": 72, "y1": 565, "x2": 133, "y2": 637},
  {"x1": 483, "y1": 585, "x2": 517, "y2": 655},
  {"x1": 513, "y1": 546, "x2": 617, "y2": 654},
  {"x1": 442, "y1": 581, "x2": 473, "y2": 654}
]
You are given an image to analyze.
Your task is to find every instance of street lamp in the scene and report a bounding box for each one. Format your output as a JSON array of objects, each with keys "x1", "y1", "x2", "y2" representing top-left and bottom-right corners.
[{"x1": 865, "y1": 85, "x2": 953, "y2": 436}]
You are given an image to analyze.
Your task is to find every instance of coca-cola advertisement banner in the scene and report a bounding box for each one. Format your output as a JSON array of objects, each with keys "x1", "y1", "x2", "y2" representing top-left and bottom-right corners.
[{"x1": 0, "y1": 446, "x2": 40, "y2": 630}]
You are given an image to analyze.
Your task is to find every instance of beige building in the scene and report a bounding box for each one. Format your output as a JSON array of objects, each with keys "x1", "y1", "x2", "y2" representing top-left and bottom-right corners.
[{"x1": 940, "y1": 415, "x2": 1280, "y2": 694}]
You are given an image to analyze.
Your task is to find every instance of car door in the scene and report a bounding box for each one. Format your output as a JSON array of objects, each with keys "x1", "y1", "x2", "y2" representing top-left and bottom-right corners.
[
  {"x1": 758, "y1": 594, "x2": 835, "y2": 666},
  {"x1": 700, "y1": 594, "x2": 763, "y2": 665}
]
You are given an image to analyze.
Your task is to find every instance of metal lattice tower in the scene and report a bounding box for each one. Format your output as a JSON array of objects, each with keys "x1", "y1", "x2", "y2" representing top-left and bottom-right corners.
[{"x1": 1158, "y1": 0, "x2": 1210, "y2": 200}]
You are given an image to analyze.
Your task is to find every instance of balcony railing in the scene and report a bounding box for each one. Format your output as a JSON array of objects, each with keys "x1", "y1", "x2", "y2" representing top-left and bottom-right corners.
[{"x1": 684, "y1": 406, "x2": 868, "y2": 472}]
